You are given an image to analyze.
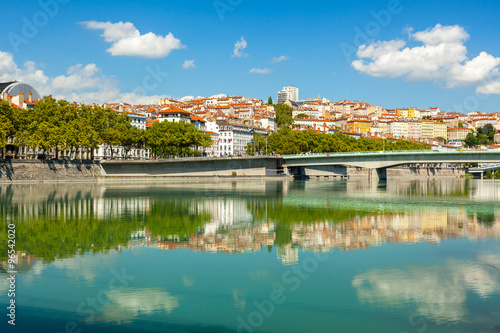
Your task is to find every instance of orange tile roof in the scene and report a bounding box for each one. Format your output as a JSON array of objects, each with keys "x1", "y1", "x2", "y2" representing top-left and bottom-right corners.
[{"x1": 158, "y1": 106, "x2": 191, "y2": 115}]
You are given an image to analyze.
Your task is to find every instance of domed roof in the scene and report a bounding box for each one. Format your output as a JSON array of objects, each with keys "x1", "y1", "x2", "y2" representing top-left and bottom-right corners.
[{"x1": 0, "y1": 81, "x2": 41, "y2": 100}]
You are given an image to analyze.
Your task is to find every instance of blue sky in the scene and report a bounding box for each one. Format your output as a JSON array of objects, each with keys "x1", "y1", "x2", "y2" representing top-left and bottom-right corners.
[{"x1": 1, "y1": 0, "x2": 500, "y2": 112}]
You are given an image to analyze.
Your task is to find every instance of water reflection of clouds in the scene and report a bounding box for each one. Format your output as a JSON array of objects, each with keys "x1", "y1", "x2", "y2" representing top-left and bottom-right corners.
[
  {"x1": 97, "y1": 288, "x2": 179, "y2": 324},
  {"x1": 232, "y1": 289, "x2": 246, "y2": 310},
  {"x1": 52, "y1": 252, "x2": 119, "y2": 283},
  {"x1": 0, "y1": 276, "x2": 9, "y2": 296},
  {"x1": 352, "y1": 254, "x2": 500, "y2": 324},
  {"x1": 182, "y1": 276, "x2": 194, "y2": 287}
]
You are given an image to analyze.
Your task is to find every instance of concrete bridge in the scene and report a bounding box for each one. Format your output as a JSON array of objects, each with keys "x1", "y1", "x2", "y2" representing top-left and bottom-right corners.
[
  {"x1": 100, "y1": 156, "x2": 283, "y2": 177},
  {"x1": 282, "y1": 150, "x2": 500, "y2": 180},
  {"x1": 469, "y1": 163, "x2": 500, "y2": 178}
]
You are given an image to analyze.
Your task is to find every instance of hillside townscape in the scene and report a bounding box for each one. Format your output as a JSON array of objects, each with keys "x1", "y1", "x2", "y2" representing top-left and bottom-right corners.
[{"x1": 1, "y1": 82, "x2": 499, "y2": 160}]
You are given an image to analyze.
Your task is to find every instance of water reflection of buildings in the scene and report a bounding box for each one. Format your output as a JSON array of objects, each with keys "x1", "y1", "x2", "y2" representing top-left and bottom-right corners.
[
  {"x1": 0, "y1": 184, "x2": 151, "y2": 221},
  {"x1": 149, "y1": 209, "x2": 500, "y2": 266},
  {"x1": 94, "y1": 195, "x2": 150, "y2": 220},
  {"x1": 195, "y1": 198, "x2": 254, "y2": 234}
]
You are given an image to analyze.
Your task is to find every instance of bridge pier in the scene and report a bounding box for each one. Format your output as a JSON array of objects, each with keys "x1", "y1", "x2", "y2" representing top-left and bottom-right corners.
[{"x1": 369, "y1": 168, "x2": 387, "y2": 181}]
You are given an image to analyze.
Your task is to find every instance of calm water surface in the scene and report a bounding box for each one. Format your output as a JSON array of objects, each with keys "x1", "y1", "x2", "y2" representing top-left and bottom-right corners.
[{"x1": 1, "y1": 179, "x2": 500, "y2": 333}]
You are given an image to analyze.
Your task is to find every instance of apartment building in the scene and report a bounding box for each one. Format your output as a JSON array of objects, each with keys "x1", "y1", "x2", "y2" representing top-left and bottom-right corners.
[
  {"x1": 433, "y1": 122, "x2": 448, "y2": 140},
  {"x1": 421, "y1": 121, "x2": 434, "y2": 139},
  {"x1": 447, "y1": 127, "x2": 471, "y2": 141},
  {"x1": 346, "y1": 120, "x2": 371, "y2": 134},
  {"x1": 277, "y1": 86, "x2": 299, "y2": 104},
  {"x1": 217, "y1": 121, "x2": 268, "y2": 156},
  {"x1": 388, "y1": 121, "x2": 409, "y2": 139},
  {"x1": 407, "y1": 121, "x2": 422, "y2": 140},
  {"x1": 157, "y1": 106, "x2": 192, "y2": 123}
]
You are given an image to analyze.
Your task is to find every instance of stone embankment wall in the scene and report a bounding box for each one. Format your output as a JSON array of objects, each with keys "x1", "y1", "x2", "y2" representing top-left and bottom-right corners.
[
  {"x1": 0, "y1": 160, "x2": 102, "y2": 182},
  {"x1": 387, "y1": 167, "x2": 467, "y2": 178},
  {"x1": 0, "y1": 158, "x2": 283, "y2": 181}
]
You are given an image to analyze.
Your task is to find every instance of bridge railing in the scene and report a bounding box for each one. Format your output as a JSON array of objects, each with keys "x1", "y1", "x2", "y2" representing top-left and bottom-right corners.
[
  {"x1": 283, "y1": 150, "x2": 500, "y2": 159},
  {"x1": 101, "y1": 155, "x2": 283, "y2": 163}
]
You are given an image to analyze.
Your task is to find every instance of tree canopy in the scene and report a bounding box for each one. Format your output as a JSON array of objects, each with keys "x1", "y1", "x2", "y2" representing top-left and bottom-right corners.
[
  {"x1": 0, "y1": 101, "x2": 15, "y2": 150},
  {"x1": 274, "y1": 104, "x2": 293, "y2": 128},
  {"x1": 145, "y1": 121, "x2": 211, "y2": 158},
  {"x1": 0, "y1": 97, "x2": 214, "y2": 159},
  {"x1": 464, "y1": 124, "x2": 496, "y2": 147},
  {"x1": 247, "y1": 128, "x2": 430, "y2": 155}
]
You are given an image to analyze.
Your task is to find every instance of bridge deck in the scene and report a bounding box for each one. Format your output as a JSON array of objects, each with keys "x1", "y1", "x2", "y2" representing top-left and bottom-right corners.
[{"x1": 283, "y1": 150, "x2": 500, "y2": 169}]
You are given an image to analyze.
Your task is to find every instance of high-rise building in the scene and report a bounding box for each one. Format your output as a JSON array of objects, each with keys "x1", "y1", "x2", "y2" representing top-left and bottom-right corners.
[
  {"x1": 277, "y1": 91, "x2": 289, "y2": 104},
  {"x1": 277, "y1": 86, "x2": 299, "y2": 104}
]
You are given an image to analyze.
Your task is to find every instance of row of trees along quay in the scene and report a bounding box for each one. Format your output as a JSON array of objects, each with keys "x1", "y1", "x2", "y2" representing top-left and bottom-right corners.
[
  {"x1": 0, "y1": 98, "x2": 211, "y2": 160},
  {"x1": 1, "y1": 97, "x2": 430, "y2": 160}
]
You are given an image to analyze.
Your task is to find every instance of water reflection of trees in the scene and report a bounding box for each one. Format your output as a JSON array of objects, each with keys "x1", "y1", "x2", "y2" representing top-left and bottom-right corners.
[
  {"x1": 1, "y1": 181, "x2": 499, "y2": 263},
  {"x1": 147, "y1": 201, "x2": 211, "y2": 239}
]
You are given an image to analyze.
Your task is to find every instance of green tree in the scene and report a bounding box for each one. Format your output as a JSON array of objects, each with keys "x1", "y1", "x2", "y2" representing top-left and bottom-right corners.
[
  {"x1": 267, "y1": 96, "x2": 273, "y2": 105},
  {"x1": 245, "y1": 133, "x2": 267, "y2": 155},
  {"x1": 477, "y1": 134, "x2": 489, "y2": 146},
  {"x1": 436, "y1": 137, "x2": 447, "y2": 144},
  {"x1": 264, "y1": 128, "x2": 430, "y2": 155},
  {"x1": 294, "y1": 113, "x2": 309, "y2": 119},
  {"x1": 274, "y1": 104, "x2": 293, "y2": 128},
  {"x1": 464, "y1": 133, "x2": 478, "y2": 148},
  {"x1": 146, "y1": 121, "x2": 210, "y2": 158},
  {"x1": 0, "y1": 101, "x2": 15, "y2": 157},
  {"x1": 19, "y1": 97, "x2": 70, "y2": 158},
  {"x1": 483, "y1": 124, "x2": 496, "y2": 143}
]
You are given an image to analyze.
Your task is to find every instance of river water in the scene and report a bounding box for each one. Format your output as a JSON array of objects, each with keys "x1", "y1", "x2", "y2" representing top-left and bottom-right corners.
[{"x1": 1, "y1": 179, "x2": 500, "y2": 333}]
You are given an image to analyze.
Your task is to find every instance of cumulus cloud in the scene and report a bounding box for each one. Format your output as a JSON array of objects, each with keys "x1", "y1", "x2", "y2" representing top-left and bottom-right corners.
[
  {"x1": 352, "y1": 254, "x2": 500, "y2": 323},
  {"x1": 182, "y1": 60, "x2": 196, "y2": 69},
  {"x1": 80, "y1": 21, "x2": 185, "y2": 58},
  {"x1": 250, "y1": 68, "x2": 272, "y2": 74},
  {"x1": 351, "y1": 24, "x2": 500, "y2": 93},
  {"x1": 210, "y1": 93, "x2": 227, "y2": 99},
  {"x1": 96, "y1": 288, "x2": 179, "y2": 324},
  {"x1": 0, "y1": 50, "x2": 165, "y2": 104},
  {"x1": 232, "y1": 37, "x2": 248, "y2": 58},
  {"x1": 271, "y1": 55, "x2": 290, "y2": 63}
]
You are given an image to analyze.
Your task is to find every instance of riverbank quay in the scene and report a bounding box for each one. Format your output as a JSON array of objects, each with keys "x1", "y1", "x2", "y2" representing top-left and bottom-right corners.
[
  {"x1": 0, "y1": 157, "x2": 285, "y2": 182},
  {"x1": 0, "y1": 159, "x2": 101, "y2": 182},
  {"x1": 0, "y1": 157, "x2": 481, "y2": 182}
]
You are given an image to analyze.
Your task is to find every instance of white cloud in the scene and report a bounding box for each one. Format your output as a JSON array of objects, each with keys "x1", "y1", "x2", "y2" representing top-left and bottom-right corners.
[
  {"x1": 182, "y1": 60, "x2": 196, "y2": 70},
  {"x1": 0, "y1": 50, "x2": 166, "y2": 104},
  {"x1": 351, "y1": 24, "x2": 500, "y2": 93},
  {"x1": 179, "y1": 95, "x2": 195, "y2": 102},
  {"x1": 97, "y1": 288, "x2": 179, "y2": 324},
  {"x1": 271, "y1": 55, "x2": 290, "y2": 63},
  {"x1": 250, "y1": 68, "x2": 272, "y2": 75},
  {"x1": 352, "y1": 254, "x2": 500, "y2": 323},
  {"x1": 477, "y1": 80, "x2": 500, "y2": 94},
  {"x1": 232, "y1": 36, "x2": 248, "y2": 58},
  {"x1": 412, "y1": 24, "x2": 469, "y2": 45},
  {"x1": 210, "y1": 93, "x2": 227, "y2": 99},
  {"x1": 80, "y1": 21, "x2": 185, "y2": 58}
]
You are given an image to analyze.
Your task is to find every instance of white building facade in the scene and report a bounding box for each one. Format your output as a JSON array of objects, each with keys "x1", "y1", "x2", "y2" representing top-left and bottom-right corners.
[{"x1": 217, "y1": 121, "x2": 268, "y2": 156}]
